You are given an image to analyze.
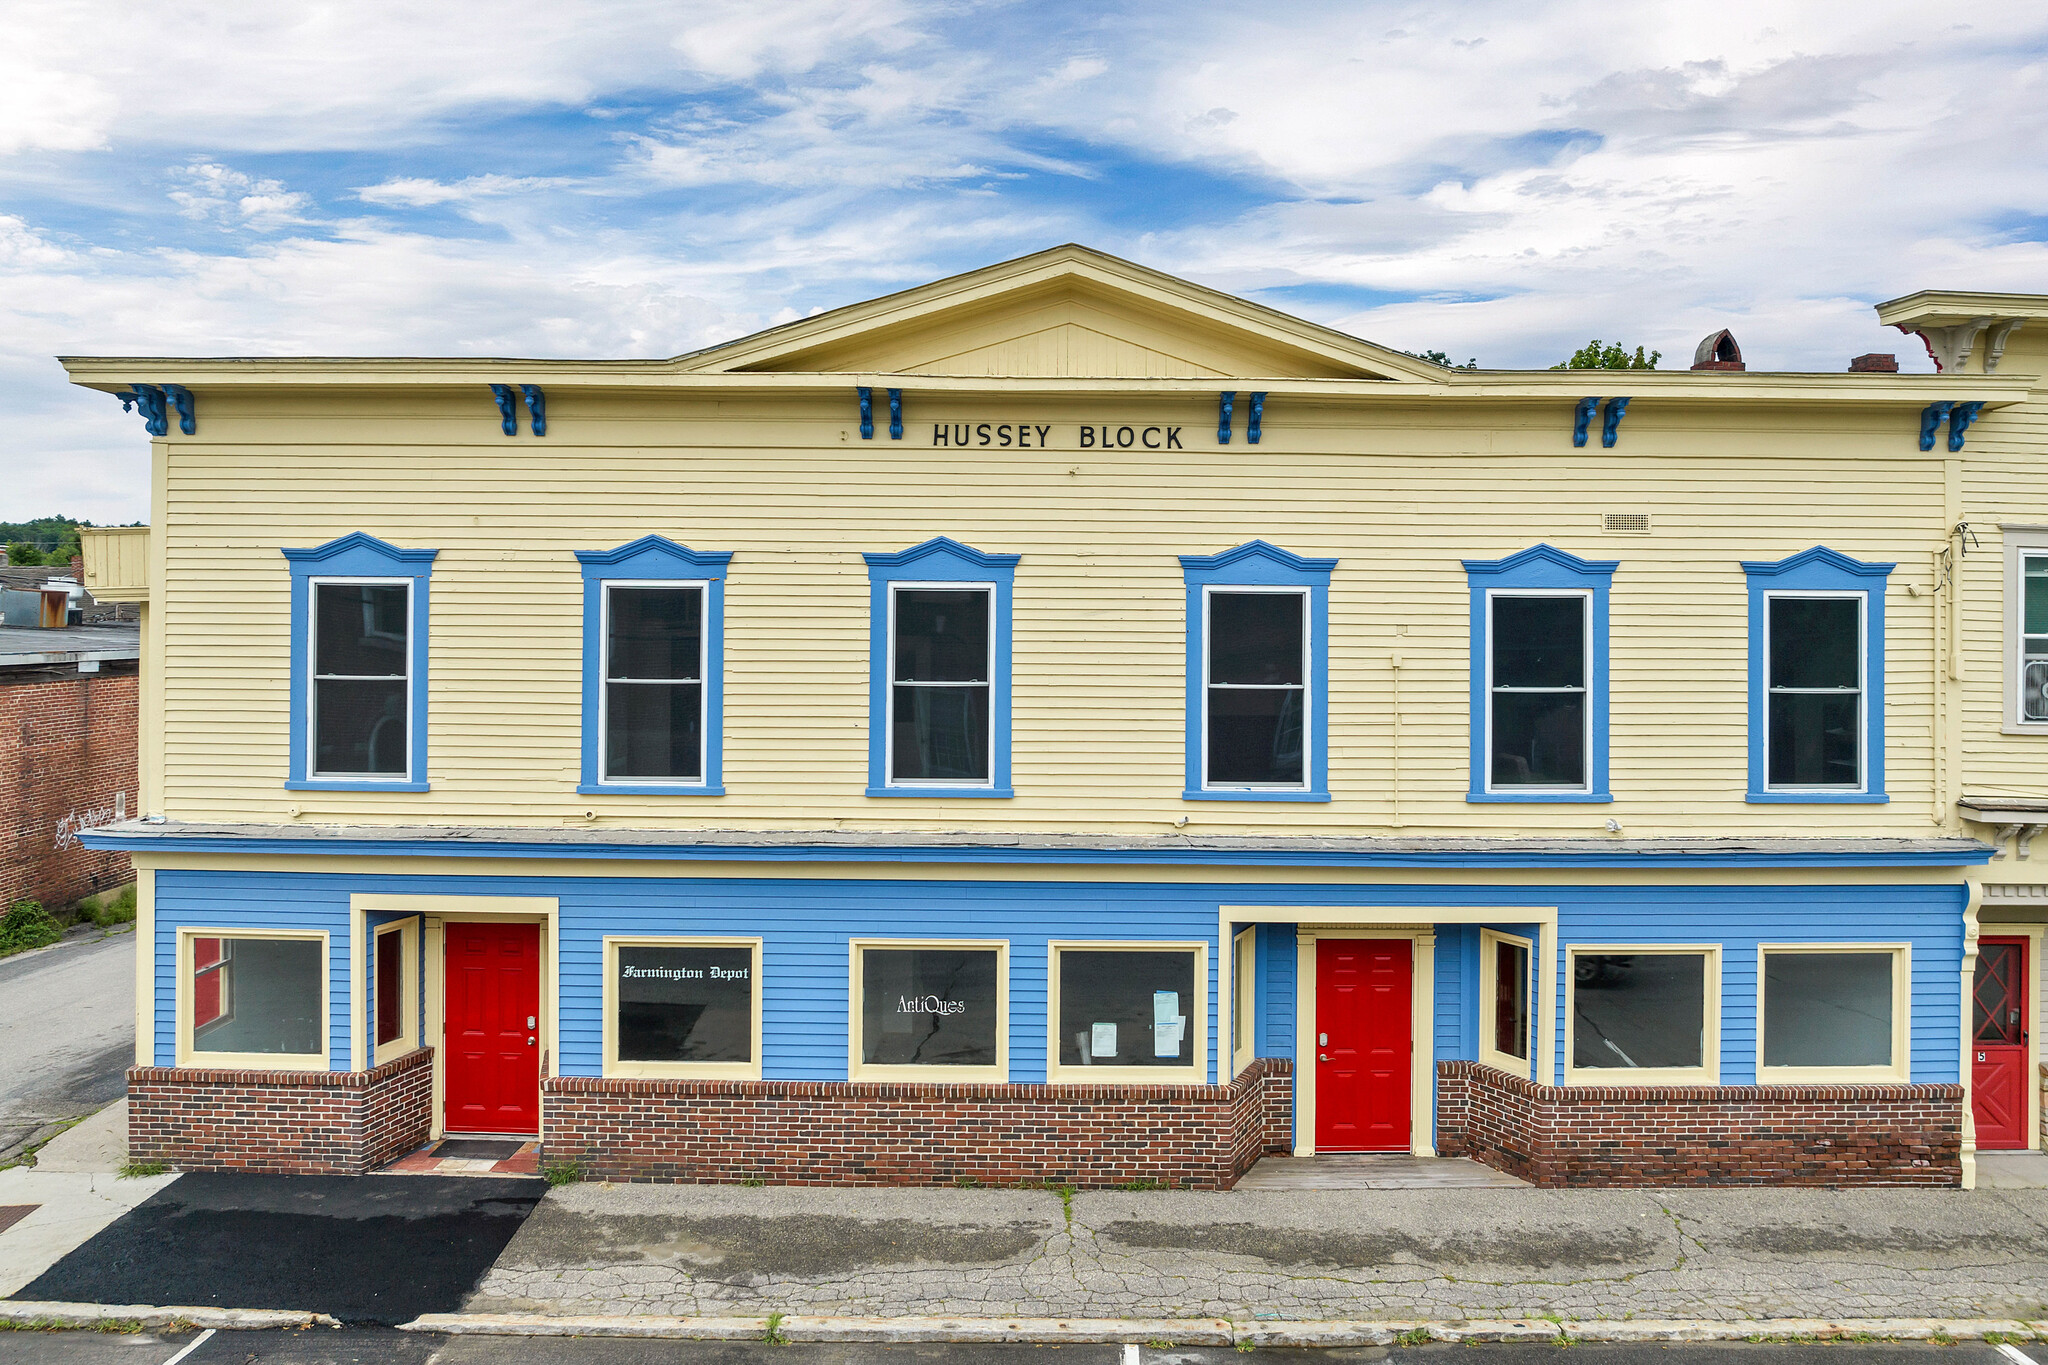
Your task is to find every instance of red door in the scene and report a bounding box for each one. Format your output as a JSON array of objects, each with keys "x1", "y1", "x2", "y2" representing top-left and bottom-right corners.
[
  {"x1": 445, "y1": 922, "x2": 541, "y2": 1135},
  {"x1": 1315, "y1": 939, "x2": 1412, "y2": 1152},
  {"x1": 1973, "y1": 937, "x2": 2030, "y2": 1150}
]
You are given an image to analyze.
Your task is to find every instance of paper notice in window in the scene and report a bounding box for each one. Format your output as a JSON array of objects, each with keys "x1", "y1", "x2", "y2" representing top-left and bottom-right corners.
[
  {"x1": 1091, "y1": 1022, "x2": 1117, "y2": 1057},
  {"x1": 1153, "y1": 990, "x2": 1178, "y2": 1025},
  {"x1": 1154, "y1": 1018, "x2": 1184, "y2": 1057}
]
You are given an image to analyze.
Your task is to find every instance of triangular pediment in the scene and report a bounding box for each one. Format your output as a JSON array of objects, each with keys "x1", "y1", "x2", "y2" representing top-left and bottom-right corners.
[{"x1": 675, "y1": 246, "x2": 1442, "y2": 383}]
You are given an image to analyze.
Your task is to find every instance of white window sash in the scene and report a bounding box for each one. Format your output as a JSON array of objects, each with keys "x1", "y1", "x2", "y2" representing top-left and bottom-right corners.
[
  {"x1": 597, "y1": 579, "x2": 710, "y2": 786},
  {"x1": 1761, "y1": 590, "x2": 1866, "y2": 793},
  {"x1": 1482, "y1": 587, "x2": 1592, "y2": 795},
  {"x1": 308, "y1": 575, "x2": 413, "y2": 781},
  {"x1": 1200, "y1": 583, "x2": 1312, "y2": 792},
  {"x1": 884, "y1": 580, "x2": 996, "y2": 789}
]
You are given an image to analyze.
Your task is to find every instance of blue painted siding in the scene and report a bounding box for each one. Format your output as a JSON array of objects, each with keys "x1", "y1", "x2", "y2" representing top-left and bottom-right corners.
[{"x1": 149, "y1": 872, "x2": 1964, "y2": 1086}]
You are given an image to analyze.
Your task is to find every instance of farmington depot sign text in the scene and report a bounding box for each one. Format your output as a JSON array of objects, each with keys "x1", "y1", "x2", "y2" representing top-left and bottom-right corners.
[{"x1": 930, "y1": 422, "x2": 1186, "y2": 449}]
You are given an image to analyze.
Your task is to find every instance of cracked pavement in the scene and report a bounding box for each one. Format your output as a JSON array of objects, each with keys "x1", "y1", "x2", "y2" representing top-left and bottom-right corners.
[{"x1": 465, "y1": 1183, "x2": 2048, "y2": 1322}]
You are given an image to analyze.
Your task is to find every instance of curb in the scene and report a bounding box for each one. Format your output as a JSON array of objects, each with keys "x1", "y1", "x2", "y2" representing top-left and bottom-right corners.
[
  {"x1": 396, "y1": 1313, "x2": 2048, "y2": 1345},
  {"x1": 0, "y1": 1301, "x2": 336, "y2": 1331}
]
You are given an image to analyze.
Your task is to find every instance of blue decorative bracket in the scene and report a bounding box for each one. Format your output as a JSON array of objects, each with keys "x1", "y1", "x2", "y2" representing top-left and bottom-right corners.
[
  {"x1": 519, "y1": 384, "x2": 547, "y2": 436},
  {"x1": 1601, "y1": 396, "x2": 1630, "y2": 449},
  {"x1": 887, "y1": 387, "x2": 903, "y2": 440},
  {"x1": 1949, "y1": 400, "x2": 1984, "y2": 452},
  {"x1": 116, "y1": 383, "x2": 170, "y2": 437},
  {"x1": 856, "y1": 386, "x2": 873, "y2": 440},
  {"x1": 1919, "y1": 401, "x2": 1953, "y2": 452},
  {"x1": 1248, "y1": 392, "x2": 1266, "y2": 445},
  {"x1": 1572, "y1": 396, "x2": 1599, "y2": 448},
  {"x1": 162, "y1": 383, "x2": 196, "y2": 435},
  {"x1": 1218, "y1": 391, "x2": 1236, "y2": 444},
  {"x1": 489, "y1": 384, "x2": 518, "y2": 436}
]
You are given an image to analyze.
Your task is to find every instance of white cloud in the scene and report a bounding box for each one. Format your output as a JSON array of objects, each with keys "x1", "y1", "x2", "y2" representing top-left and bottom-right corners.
[
  {"x1": 355, "y1": 175, "x2": 572, "y2": 207},
  {"x1": 167, "y1": 163, "x2": 313, "y2": 231}
]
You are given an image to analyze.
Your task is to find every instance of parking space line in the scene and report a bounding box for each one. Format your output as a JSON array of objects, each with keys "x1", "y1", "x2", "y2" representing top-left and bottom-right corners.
[
  {"x1": 160, "y1": 1327, "x2": 215, "y2": 1365},
  {"x1": 1997, "y1": 1344, "x2": 2040, "y2": 1365}
]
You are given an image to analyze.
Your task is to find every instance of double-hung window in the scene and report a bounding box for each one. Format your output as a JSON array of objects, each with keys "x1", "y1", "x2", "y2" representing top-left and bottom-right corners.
[
  {"x1": 311, "y1": 581, "x2": 410, "y2": 778},
  {"x1": 283, "y1": 533, "x2": 436, "y2": 791},
  {"x1": 1463, "y1": 545, "x2": 1615, "y2": 801},
  {"x1": 604, "y1": 584, "x2": 706, "y2": 783},
  {"x1": 1764, "y1": 594, "x2": 1863, "y2": 790},
  {"x1": 889, "y1": 585, "x2": 992, "y2": 786},
  {"x1": 576, "y1": 536, "x2": 730, "y2": 795},
  {"x1": 1743, "y1": 547, "x2": 1890, "y2": 802},
  {"x1": 863, "y1": 537, "x2": 1017, "y2": 797},
  {"x1": 1180, "y1": 541, "x2": 1335, "y2": 801},
  {"x1": 1487, "y1": 593, "x2": 1589, "y2": 791},
  {"x1": 2002, "y1": 530, "x2": 2048, "y2": 733}
]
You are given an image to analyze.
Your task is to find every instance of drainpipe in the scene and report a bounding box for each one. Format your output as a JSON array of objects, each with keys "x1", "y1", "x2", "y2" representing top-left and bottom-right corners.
[{"x1": 1960, "y1": 875, "x2": 1982, "y2": 1190}]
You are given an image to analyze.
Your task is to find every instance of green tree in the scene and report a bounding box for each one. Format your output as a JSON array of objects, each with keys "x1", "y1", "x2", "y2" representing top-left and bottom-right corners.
[
  {"x1": 6, "y1": 542, "x2": 43, "y2": 567},
  {"x1": 1406, "y1": 348, "x2": 1478, "y2": 370},
  {"x1": 1552, "y1": 340, "x2": 1660, "y2": 370}
]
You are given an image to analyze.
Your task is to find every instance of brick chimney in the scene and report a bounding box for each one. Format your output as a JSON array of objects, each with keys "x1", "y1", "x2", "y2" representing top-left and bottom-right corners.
[
  {"x1": 1848, "y1": 353, "x2": 1899, "y2": 373},
  {"x1": 1691, "y1": 329, "x2": 1744, "y2": 371}
]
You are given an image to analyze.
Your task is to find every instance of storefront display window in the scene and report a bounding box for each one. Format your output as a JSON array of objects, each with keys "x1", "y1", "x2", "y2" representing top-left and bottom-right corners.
[
  {"x1": 1759, "y1": 946, "x2": 1906, "y2": 1079},
  {"x1": 603, "y1": 937, "x2": 761, "y2": 1078},
  {"x1": 850, "y1": 941, "x2": 1006, "y2": 1079},
  {"x1": 1050, "y1": 943, "x2": 1206, "y2": 1081},
  {"x1": 184, "y1": 932, "x2": 325, "y2": 1064},
  {"x1": 1566, "y1": 947, "x2": 1718, "y2": 1083}
]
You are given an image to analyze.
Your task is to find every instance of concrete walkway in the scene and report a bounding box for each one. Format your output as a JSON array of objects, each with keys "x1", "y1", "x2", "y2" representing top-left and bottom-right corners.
[{"x1": 466, "y1": 1182, "x2": 2048, "y2": 1324}]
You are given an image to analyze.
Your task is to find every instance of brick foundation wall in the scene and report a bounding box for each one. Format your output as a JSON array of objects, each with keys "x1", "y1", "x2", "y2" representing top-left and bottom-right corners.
[
  {"x1": 128, "y1": 1047, "x2": 433, "y2": 1175},
  {"x1": 0, "y1": 670, "x2": 136, "y2": 907},
  {"x1": 1436, "y1": 1059, "x2": 1963, "y2": 1187},
  {"x1": 543, "y1": 1057, "x2": 1294, "y2": 1189}
]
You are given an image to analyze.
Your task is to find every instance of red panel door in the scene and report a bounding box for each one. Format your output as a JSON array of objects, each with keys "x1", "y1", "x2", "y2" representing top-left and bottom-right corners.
[
  {"x1": 1973, "y1": 937, "x2": 2030, "y2": 1150},
  {"x1": 1315, "y1": 938, "x2": 1413, "y2": 1152},
  {"x1": 444, "y1": 922, "x2": 541, "y2": 1135}
]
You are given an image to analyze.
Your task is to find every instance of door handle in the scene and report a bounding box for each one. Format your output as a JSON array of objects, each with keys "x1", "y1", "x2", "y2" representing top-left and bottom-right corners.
[
  {"x1": 1319, "y1": 1053, "x2": 1329, "y2": 1062},
  {"x1": 527, "y1": 1038, "x2": 535, "y2": 1047}
]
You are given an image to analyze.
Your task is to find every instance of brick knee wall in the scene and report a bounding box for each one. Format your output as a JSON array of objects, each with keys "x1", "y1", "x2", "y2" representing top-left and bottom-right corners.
[
  {"x1": 1437, "y1": 1059, "x2": 1963, "y2": 1187},
  {"x1": 128, "y1": 1047, "x2": 433, "y2": 1175},
  {"x1": 543, "y1": 1057, "x2": 1293, "y2": 1189},
  {"x1": 0, "y1": 671, "x2": 137, "y2": 908}
]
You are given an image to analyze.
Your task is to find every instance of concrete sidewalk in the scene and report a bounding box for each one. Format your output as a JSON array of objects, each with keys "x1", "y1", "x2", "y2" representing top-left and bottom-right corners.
[{"x1": 465, "y1": 1182, "x2": 2048, "y2": 1324}]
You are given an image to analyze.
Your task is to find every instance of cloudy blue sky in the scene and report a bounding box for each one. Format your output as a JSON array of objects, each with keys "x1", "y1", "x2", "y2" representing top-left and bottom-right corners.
[{"x1": 3, "y1": 0, "x2": 2045, "y2": 524}]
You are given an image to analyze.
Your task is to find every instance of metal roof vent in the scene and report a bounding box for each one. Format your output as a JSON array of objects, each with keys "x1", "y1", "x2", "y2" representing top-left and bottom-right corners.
[
  {"x1": 1602, "y1": 512, "x2": 1651, "y2": 533},
  {"x1": 1691, "y1": 329, "x2": 1745, "y2": 371}
]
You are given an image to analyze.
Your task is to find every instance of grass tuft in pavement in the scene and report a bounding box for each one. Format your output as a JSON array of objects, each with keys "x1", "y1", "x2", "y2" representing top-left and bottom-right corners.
[{"x1": 118, "y1": 1160, "x2": 169, "y2": 1178}]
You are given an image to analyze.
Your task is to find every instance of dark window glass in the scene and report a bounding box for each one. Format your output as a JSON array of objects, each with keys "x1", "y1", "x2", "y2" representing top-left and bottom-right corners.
[
  {"x1": 1572, "y1": 953, "x2": 1706, "y2": 1070},
  {"x1": 617, "y1": 944, "x2": 754, "y2": 1063},
  {"x1": 2024, "y1": 558, "x2": 2048, "y2": 721},
  {"x1": 603, "y1": 587, "x2": 704, "y2": 781},
  {"x1": 1207, "y1": 591, "x2": 1306, "y2": 786},
  {"x1": 894, "y1": 589, "x2": 988, "y2": 682},
  {"x1": 313, "y1": 582, "x2": 408, "y2": 776},
  {"x1": 1492, "y1": 939, "x2": 1530, "y2": 1061},
  {"x1": 1490, "y1": 595, "x2": 1586, "y2": 788},
  {"x1": 375, "y1": 929, "x2": 402, "y2": 1045},
  {"x1": 191, "y1": 937, "x2": 322, "y2": 1056},
  {"x1": 890, "y1": 588, "x2": 991, "y2": 783},
  {"x1": 1767, "y1": 596, "x2": 1860, "y2": 787},
  {"x1": 1762, "y1": 952, "x2": 1892, "y2": 1068},
  {"x1": 1057, "y1": 949, "x2": 1197, "y2": 1069},
  {"x1": 860, "y1": 947, "x2": 1000, "y2": 1067},
  {"x1": 607, "y1": 587, "x2": 702, "y2": 681}
]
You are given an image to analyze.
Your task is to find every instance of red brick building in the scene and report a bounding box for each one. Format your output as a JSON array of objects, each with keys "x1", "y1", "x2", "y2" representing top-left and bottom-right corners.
[{"x1": 1, "y1": 618, "x2": 139, "y2": 909}]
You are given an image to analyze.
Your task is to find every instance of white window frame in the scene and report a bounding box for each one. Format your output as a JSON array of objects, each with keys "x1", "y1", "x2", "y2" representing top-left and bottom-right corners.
[
  {"x1": 1231, "y1": 926, "x2": 1257, "y2": 1077},
  {"x1": 602, "y1": 935, "x2": 763, "y2": 1080},
  {"x1": 1762, "y1": 589, "x2": 1867, "y2": 793},
  {"x1": 1478, "y1": 928, "x2": 1535, "y2": 1078},
  {"x1": 176, "y1": 927, "x2": 330, "y2": 1071},
  {"x1": 371, "y1": 918, "x2": 419, "y2": 1067},
  {"x1": 1563, "y1": 944, "x2": 1721, "y2": 1086},
  {"x1": 1200, "y1": 584, "x2": 1311, "y2": 793},
  {"x1": 1483, "y1": 587, "x2": 1593, "y2": 795},
  {"x1": 848, "y1": 938, "x2": 1008, "y2": 1081},
  {"x1": 2002, "y1": 526, "x2": 2048, "y2": 733},
  {"x1": 307, "y1": 575, "x2": 413, "y2": 782},
  {"x1": 598, "y1": 578, "x2": 711, "y2": 787},
  {"x1": 1755, "y1": 942, "x2": 1910, "y2": 1084},
  {"x1": 1045, "y1": 940, "x2": 1209, "y2": 1084},
  {"x1": 884, "y1": 581, "x2": 997, "y2": 790}
]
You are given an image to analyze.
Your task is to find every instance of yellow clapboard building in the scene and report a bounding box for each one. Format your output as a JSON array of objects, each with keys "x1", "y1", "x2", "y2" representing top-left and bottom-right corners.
[{"x1": 66, "y1": 247, "x2": 2048, "y2": 1186}]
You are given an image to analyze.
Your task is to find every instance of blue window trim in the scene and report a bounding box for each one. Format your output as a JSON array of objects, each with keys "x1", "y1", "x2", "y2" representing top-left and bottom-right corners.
[
  {"x1": 282, "y1": 532, "x2": 437, "y2": 792},
  {"x1": 1743, "y1": 546, "x2": 1893, "y2": 804},
  {"x1": 1180, "y1": 540, "x2": 1336, "y2": 802},
  {"x1": 574, "y1": 536, "x2": 732, "y2": 796},
  {"x1": 1463, "y1": 544, "x2": 1617, "y2": 804},
  {"x1": 863, "y1": 536, "x2": 1019, "y2": 798}
]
